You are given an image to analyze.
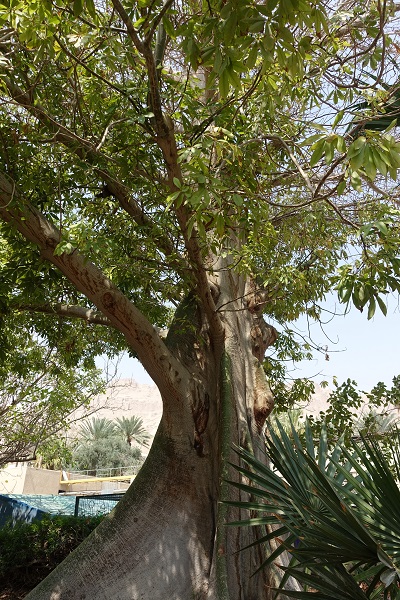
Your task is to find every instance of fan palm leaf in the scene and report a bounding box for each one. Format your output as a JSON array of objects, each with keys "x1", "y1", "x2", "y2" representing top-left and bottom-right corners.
[{"x1": 226, "y1": 420, "x2": 400, "y2": 599}]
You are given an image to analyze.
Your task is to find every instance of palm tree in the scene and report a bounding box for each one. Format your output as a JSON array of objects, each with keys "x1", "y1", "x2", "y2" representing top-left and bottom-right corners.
[
  {"x1": 228, "y1": 420, "x2": 400, "y2": 599},
  {"x1": 114, "y1": 416, "x2": 150, "y2": 447},
  {"x1": 77, "y1": 417, "x2": 116, "y2": 442},
  {"x1": 72, "y1": 417, "x2": 144, "y2": 475}
]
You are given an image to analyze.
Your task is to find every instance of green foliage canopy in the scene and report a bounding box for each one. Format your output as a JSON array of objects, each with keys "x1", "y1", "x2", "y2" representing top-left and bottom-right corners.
[
  {"x1": 0, "y1": 325, "x2": 104, "y2": 466},
  {"x1": 70, "y1": 417, "x2": 144, "y2": 472},
  {"x1": 0, "y1": 0, "x2": 399, "y2": 396}
]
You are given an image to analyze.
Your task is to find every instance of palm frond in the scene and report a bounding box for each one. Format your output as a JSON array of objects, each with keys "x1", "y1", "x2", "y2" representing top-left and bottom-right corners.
[{"x1": 226, "y1": 419, "x2": 400, "y2": 599}]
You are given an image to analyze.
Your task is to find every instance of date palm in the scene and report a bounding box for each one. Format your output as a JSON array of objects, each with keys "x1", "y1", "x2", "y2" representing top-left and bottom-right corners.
[
  {"x1": 77, "y1": 417, "x2": 116, "y2": 443},
  {"x1": 114, "y1": 416, "x2": 150, "y2": 447}
]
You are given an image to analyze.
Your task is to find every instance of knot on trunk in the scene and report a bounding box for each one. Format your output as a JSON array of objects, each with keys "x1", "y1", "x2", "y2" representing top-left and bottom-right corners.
[
  {"x1": 253, "y1": 362, "x2": 274, "y2": 432},
  {"x1": 192, "y1": 389, "x2": 209, "y2": 457},
  {"x1": 103, "y1": 291, "x2": 116, "y2": 311},
  {"x1": 250, "y1": 316, "x2": 277, "y2": 362},
  {"x1": 209, "y1": 282, "x2": 220, "y2": 303}
]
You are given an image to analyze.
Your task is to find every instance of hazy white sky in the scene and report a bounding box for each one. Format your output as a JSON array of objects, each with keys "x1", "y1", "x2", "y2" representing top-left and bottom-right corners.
[{"x1": 111, "y1": 292, "x2": 399, "y2": 393}]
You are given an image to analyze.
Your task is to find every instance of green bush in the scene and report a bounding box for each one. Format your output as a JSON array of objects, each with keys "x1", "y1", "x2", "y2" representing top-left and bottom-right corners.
[
  {"x1": 0, "y1": 514, "x2": 103, "y2": 596},
  {"x1": 71, "y1": 435, "x2": 142, "y2": 473}
]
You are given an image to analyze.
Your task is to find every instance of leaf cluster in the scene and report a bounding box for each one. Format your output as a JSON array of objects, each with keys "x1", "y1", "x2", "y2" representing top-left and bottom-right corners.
[
  {"x1": 227, "y1": 420, "x2": 400, "y2": 599},
  {"x1": 0, "y1": 514, "x2": 103, "y2": 593}
]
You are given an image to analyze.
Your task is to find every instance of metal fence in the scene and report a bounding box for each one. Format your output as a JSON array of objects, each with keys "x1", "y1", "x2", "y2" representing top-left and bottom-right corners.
[
  {"x1": 66, "y1": 465, "x2": 140, "y2": 480},
  {"x1": 74, "y1": 493, "x2": 125, "y2": 517}
]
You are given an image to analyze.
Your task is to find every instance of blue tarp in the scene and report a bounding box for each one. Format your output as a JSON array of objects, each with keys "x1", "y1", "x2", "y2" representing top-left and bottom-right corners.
[{"x1": 0, "y1": 494, "x2": 76, "y2": 527}]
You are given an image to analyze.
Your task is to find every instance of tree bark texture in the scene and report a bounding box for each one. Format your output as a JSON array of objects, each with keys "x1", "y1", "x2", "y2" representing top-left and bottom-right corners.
[
  {"x1": 0, "y1": 176, "x2": 294, "y2": 599},
  {"x1": 24, "y1": 276, "x2": 288, "y2": 600}
]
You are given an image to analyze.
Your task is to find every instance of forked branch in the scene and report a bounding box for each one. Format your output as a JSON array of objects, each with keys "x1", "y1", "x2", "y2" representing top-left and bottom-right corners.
[{"x1": 0, "y1": 172, "x2": 188, "y2": 395}]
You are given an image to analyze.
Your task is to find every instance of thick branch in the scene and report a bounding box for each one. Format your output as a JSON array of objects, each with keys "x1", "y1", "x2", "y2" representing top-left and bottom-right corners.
[
  {"x1": 15, "y1": 302, "x2": 169, "y2": 337},
  {"x1": 0, "y1": 172, "x2": 188, "y2": 396},
  {"x1": 15, "y1": 303, "x2": 114, "y2": 327}
]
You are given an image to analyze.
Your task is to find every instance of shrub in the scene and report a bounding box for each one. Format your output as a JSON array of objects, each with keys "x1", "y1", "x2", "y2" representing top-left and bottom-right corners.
[
  {"x1": 0, "y1": 514, "x2": 103, "y2": 597},
  {"x1": 228, "y1": 420, "x2": 400, "y2": 599}
]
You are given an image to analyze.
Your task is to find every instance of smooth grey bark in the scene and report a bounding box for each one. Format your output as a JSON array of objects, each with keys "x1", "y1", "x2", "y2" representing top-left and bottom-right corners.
[
  {"x1": 0, "y1": 174, "x2": 296, "y2": 599},
  {"x1": 25, "y1": 278, "x2": 285, "y2": 600}
]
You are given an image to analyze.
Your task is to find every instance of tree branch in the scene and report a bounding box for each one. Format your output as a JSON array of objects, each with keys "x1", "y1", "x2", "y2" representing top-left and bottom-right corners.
[
  {"x1": 15, "y1": 303, "x2": 114, "y2": 327},
  {"x1": 102, "y1": 2, "x2": 225, "y2": 344},
  {"x1": 3, "y1": 77, "x2": 180, "y2": 262},
  {"x1": 146, "y1": 0, "x2": 174, "y2": 45},
  {"x1": 110, "y1": 0, "x2": 144, "y2": 53},
  {"x1": 0, "y1": 171, "x2": 188, "y2": 396}
]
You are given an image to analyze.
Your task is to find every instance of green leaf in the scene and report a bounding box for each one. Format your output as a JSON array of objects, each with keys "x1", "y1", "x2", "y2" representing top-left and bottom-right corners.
[
  {"x1": 333, "y1": 110, "x2": 344, "y2": 128},
  {"x1": 350, "y1": 145, "x2": 365, "y2": 170},
  {"x1": 376, "y1": 295, "x2": 388, "y2": 316},
  {"x1": 367, "y1": 296, "x2": 376, "y2": 320},
  {"x1": 325, "y1": 141, "x2": 334, "y2": 164},
  {"x1": 299, "y1": 134, "x2": 323, "y2": 147},
  {"x1": 363, "y1": 153, "x2": 377, "y2": 180},
  {"x1": 371, "y1": 148, "x2": 388, "y2": 176},
  {"x1": 246, "y1": 45, "x2": 259, "y2": 70},
  {"x1": 308, "y1": 122, "x2": 328, "y2": 132},
  {"x1": 347, "y1": 136, "x2": 366, "y2": 159},
  {"x1": 338, "y1": 283, "x2": 352, "y2": 304},
  {"x1": 247, "y1": 18, "x2": 265, "y2": 33},
  {"x1": 201, "y1": 45, "x2": 215, "y2": 64},
  {"x1": 336, "y1": 136, "x2": 347, "y2": 153},
  {"x1": 350, "y1": 170, "x2": 362, "y2": 191},
  {"x1": 337, "y1": 180, "x2": 346, "y2": 195},
  {"x1": 172, "y1": 177, "x2": 182, "y2": 189},
  {"x1": 383, "y1": 118, "x2": 398, "y2": 133},
  {"x1": 226, "y1": 65, "x2": 241, "y2": 90},
  {"x1": 219, "y1": 68, "x2": 230, "y2": 99},
  {"x1": 215, "y1": 213, "x2": 225, "y2": 236},
  {"x1": 223, "y1": 12, "x2": 237, "y2": 45},
  {"x1": 73, "y1": 0, "x2": 84, "y2": 17},
  {"x1": 310, "y1": 140, "x2": 325, "y2": 167},
  {"x1": 85, "y1": 0, "x2": 96, "y2": 18},
  {"x1": 163, "y1": 17, "x2": 176, "y2": 39},
  {"x1": 375, "y1": 221, "x2": 388, "y2": 236}
]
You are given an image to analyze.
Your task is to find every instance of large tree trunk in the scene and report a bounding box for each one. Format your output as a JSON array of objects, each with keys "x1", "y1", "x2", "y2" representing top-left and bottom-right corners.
[
  {"x1": 0, "y1": 171, "x2": 295, "y2": 599},
  {"x1": 25, "y1": 274, "x2": 292, "y2": 600}
]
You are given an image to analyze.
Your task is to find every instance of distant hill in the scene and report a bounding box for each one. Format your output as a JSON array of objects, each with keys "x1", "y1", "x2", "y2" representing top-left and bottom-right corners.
[
  {"x1": 67, "y1": 378, "x2": 400, "y2": 467},
  {"x1": 70, "y1": 379, "x2": 162, "y2": 454},
  {"x1": 70, "y1": 379, "x2": 346, "y2": 452}
]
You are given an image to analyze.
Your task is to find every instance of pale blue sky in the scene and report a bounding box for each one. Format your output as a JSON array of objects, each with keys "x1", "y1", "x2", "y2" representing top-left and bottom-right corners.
[
  {"x1": 287, "y1": 293, "x2": 400, "y2": 391},
  {"x1": 112, "y1": 293, "x2": 399, "y2": 393}
]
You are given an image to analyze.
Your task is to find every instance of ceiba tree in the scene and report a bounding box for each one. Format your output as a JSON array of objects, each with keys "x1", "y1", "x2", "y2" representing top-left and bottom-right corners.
[{"x1": 0, "y1": 0, "x2": 399, "y2": 597}]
